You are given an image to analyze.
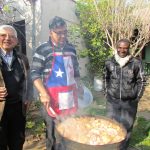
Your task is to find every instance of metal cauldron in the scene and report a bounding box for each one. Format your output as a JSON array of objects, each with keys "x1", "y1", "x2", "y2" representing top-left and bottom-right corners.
[{"x1": 55, "y1": 116, "x2": 126, "y2": 150}]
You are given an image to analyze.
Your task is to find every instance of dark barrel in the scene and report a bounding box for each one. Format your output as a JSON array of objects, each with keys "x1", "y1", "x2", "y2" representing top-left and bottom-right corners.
[{"x1": 56, "y1": 116, "x2": 126, "y2": 150}]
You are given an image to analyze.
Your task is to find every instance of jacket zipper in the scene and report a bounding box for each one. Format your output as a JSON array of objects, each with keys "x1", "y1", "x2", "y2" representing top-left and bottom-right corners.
[{"x1": 120, "y1": 67, "x2": 122, "y2": 101}]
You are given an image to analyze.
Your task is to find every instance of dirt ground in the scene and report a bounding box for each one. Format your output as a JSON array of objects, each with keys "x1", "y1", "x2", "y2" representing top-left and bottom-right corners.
[{"x1": 23, "y1": 80, "x2": 150, "y2": 150}]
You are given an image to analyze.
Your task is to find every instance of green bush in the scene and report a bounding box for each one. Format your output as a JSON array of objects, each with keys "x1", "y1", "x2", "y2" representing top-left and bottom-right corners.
[
  {"x1": 130, "y1": 117, "x2": 150, "y2": 149},
  {"x1": 76, "y1": 0, "x2": 112, "y2": 78}
]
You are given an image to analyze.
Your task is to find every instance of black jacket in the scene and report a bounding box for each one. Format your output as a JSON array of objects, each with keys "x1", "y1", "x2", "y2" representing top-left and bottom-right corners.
[
  {"x1": 0, "y1": 49, "x2": 33, "y2": 102},
  {"x1": 104, "y1": 56, "x2": 145, "y2": 101}
]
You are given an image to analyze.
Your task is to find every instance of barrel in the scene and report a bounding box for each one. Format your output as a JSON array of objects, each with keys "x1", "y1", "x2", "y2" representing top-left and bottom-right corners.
[{"x1": 56, "y1": 116, "x2": 126, "y2": 150}]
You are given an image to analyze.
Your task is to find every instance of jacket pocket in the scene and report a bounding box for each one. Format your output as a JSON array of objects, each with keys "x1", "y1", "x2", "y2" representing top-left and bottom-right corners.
[
  {"x1": 107, "y1": 82, "x2": 120, "y2": 99},
  {"x1": 121, "y1": 83, "x2": 138, "y2": 100}
]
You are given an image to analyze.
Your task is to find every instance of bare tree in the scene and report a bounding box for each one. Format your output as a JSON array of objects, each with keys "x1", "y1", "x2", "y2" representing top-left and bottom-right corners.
[
  {"x1": 0, "y1": 0, "x2": 38, "y2": 52},
  {"x1": 93, "y1": 0, "x2": 150, "y2": 57},
  {"x1": 0, "y1": 0, "x2": 34, "y2": 24}
]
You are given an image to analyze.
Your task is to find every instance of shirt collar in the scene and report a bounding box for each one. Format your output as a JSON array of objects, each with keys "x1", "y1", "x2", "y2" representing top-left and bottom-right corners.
[
  {"x1": 49, "y1": 38, "x2": 66, "y2": 49},
  {"x1": 0, "y1": 48, "x2": 13, "y2": 57}
]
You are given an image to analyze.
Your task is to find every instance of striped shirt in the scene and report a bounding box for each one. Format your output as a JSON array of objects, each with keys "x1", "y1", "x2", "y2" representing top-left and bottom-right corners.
[
  {"x1": 0, "y1": 49, "x2": 13, "y2": 71},
  {"x1": 31, "y1": 40, "x2": 80, "y2": 82}
]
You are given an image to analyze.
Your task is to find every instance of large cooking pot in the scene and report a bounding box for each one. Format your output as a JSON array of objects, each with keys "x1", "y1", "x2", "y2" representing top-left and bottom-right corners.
[{"x1": 56, "y1": 116, "x2": 126, "y2": 150}]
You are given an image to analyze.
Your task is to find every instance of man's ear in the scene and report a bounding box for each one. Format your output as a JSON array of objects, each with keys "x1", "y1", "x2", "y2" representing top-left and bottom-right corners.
[
  {"x1": 49, "y1": 30, "x2": 52, "y2": 37},
  {"x1": 15, "y1": 38, "x2": 18, "y2": 45}
]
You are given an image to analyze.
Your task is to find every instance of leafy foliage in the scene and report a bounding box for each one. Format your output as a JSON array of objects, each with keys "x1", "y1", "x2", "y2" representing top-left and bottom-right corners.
[
  {"x1": 26, "y1": 101, "x2": 46, "y2": 135},
  {"x1": 76, "y1": 0, "x2": 150, "y2": 58},
  {"x1": 75, "y1": 0, "x2": 112, "y2": 78},
  {"x1": 130, "y1": 117, "x2": 150, "y2": 149}
]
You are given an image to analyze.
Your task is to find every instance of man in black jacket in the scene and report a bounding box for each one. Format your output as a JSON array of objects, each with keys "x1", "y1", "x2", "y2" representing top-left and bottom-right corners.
[
  {"x1": 104, "y1": 39, "x2": 145, "y2": 150},
  {"x1": 0, "y1": 25, "x2": 33, "y2": 150}
]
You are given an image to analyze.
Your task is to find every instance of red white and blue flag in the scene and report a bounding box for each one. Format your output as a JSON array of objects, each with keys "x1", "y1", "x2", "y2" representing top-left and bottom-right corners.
[{"x1": 45, "y1": 53, "x2": 78, "y2": 117}]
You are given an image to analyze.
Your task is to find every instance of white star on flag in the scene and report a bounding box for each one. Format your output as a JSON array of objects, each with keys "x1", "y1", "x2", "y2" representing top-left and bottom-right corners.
[{"x1": 55, "y1": 68, "x2": 64, "y2": 77}]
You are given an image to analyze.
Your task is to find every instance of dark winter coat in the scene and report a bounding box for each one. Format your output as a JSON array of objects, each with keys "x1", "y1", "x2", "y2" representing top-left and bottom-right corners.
[
  {"x1": 0, "y1": 49, "x2": 33, "y2": 102},
  {"x1": 104, "y1": 56, "x2": 145, "y2": 102}
]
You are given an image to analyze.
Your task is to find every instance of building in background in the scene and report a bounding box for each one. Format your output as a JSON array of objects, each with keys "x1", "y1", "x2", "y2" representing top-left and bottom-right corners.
[{"x1": 0, "y1": 0, "x2": 88, "y2": 77}]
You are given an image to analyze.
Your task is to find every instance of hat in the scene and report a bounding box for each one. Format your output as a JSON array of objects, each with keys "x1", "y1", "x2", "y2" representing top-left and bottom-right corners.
[{"x1": 49, "y1": 16, "x2": 66, "y2": 29}]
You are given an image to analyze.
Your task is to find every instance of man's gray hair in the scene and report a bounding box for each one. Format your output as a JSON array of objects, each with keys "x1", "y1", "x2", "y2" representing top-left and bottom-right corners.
[
  {"x1": 0, "y1": 25, "x2": 17, "y2": 38},
  {"x1": 116, "y1": 38, "x2": 130, "y2": 48}
]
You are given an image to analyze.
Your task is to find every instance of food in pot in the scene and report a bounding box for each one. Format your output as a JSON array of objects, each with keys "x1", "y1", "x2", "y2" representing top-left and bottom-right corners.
[{"x1": 56, "y1": 116, "x2": 126, "y2": 145}]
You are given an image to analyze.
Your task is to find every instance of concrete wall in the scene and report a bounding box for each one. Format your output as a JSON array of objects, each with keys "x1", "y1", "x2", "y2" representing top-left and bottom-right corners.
[{"x1": 40, "y1": 0, "x2": 78, "y2": 41}]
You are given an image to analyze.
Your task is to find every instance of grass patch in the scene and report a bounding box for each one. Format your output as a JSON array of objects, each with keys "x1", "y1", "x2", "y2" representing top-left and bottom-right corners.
[
  {"x1": 130, "y1": 117, "x2": 150, "y2": 150},
  {"x1": 84, "y1": 106, "x2": 106, "y2": 116},
  {"x1": 26, "y1": 101, "x2": 46, "y2": 135},
  {"x1": 26, "y1": 118, "x2": 45, "y2": 135}
]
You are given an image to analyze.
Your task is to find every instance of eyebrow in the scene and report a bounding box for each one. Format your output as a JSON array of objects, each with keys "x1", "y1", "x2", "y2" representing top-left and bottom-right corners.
[{"x1": 0, "y1": 33, "x2": 17, "y2": 38}]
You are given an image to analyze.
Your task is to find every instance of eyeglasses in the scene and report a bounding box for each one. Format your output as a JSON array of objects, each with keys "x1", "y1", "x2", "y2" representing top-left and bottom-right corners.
[
  {"x1": 0, "y1": 34, "x2": 17, "y2": 39},
  {"x1": 52, "y1": 30, "x2": 67, "y2": 36}
]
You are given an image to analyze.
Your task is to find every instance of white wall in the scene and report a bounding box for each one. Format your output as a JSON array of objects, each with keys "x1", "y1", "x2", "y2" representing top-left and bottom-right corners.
[{"x1": 40, "y1": 0, "x2": 79, "y2": 42}]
